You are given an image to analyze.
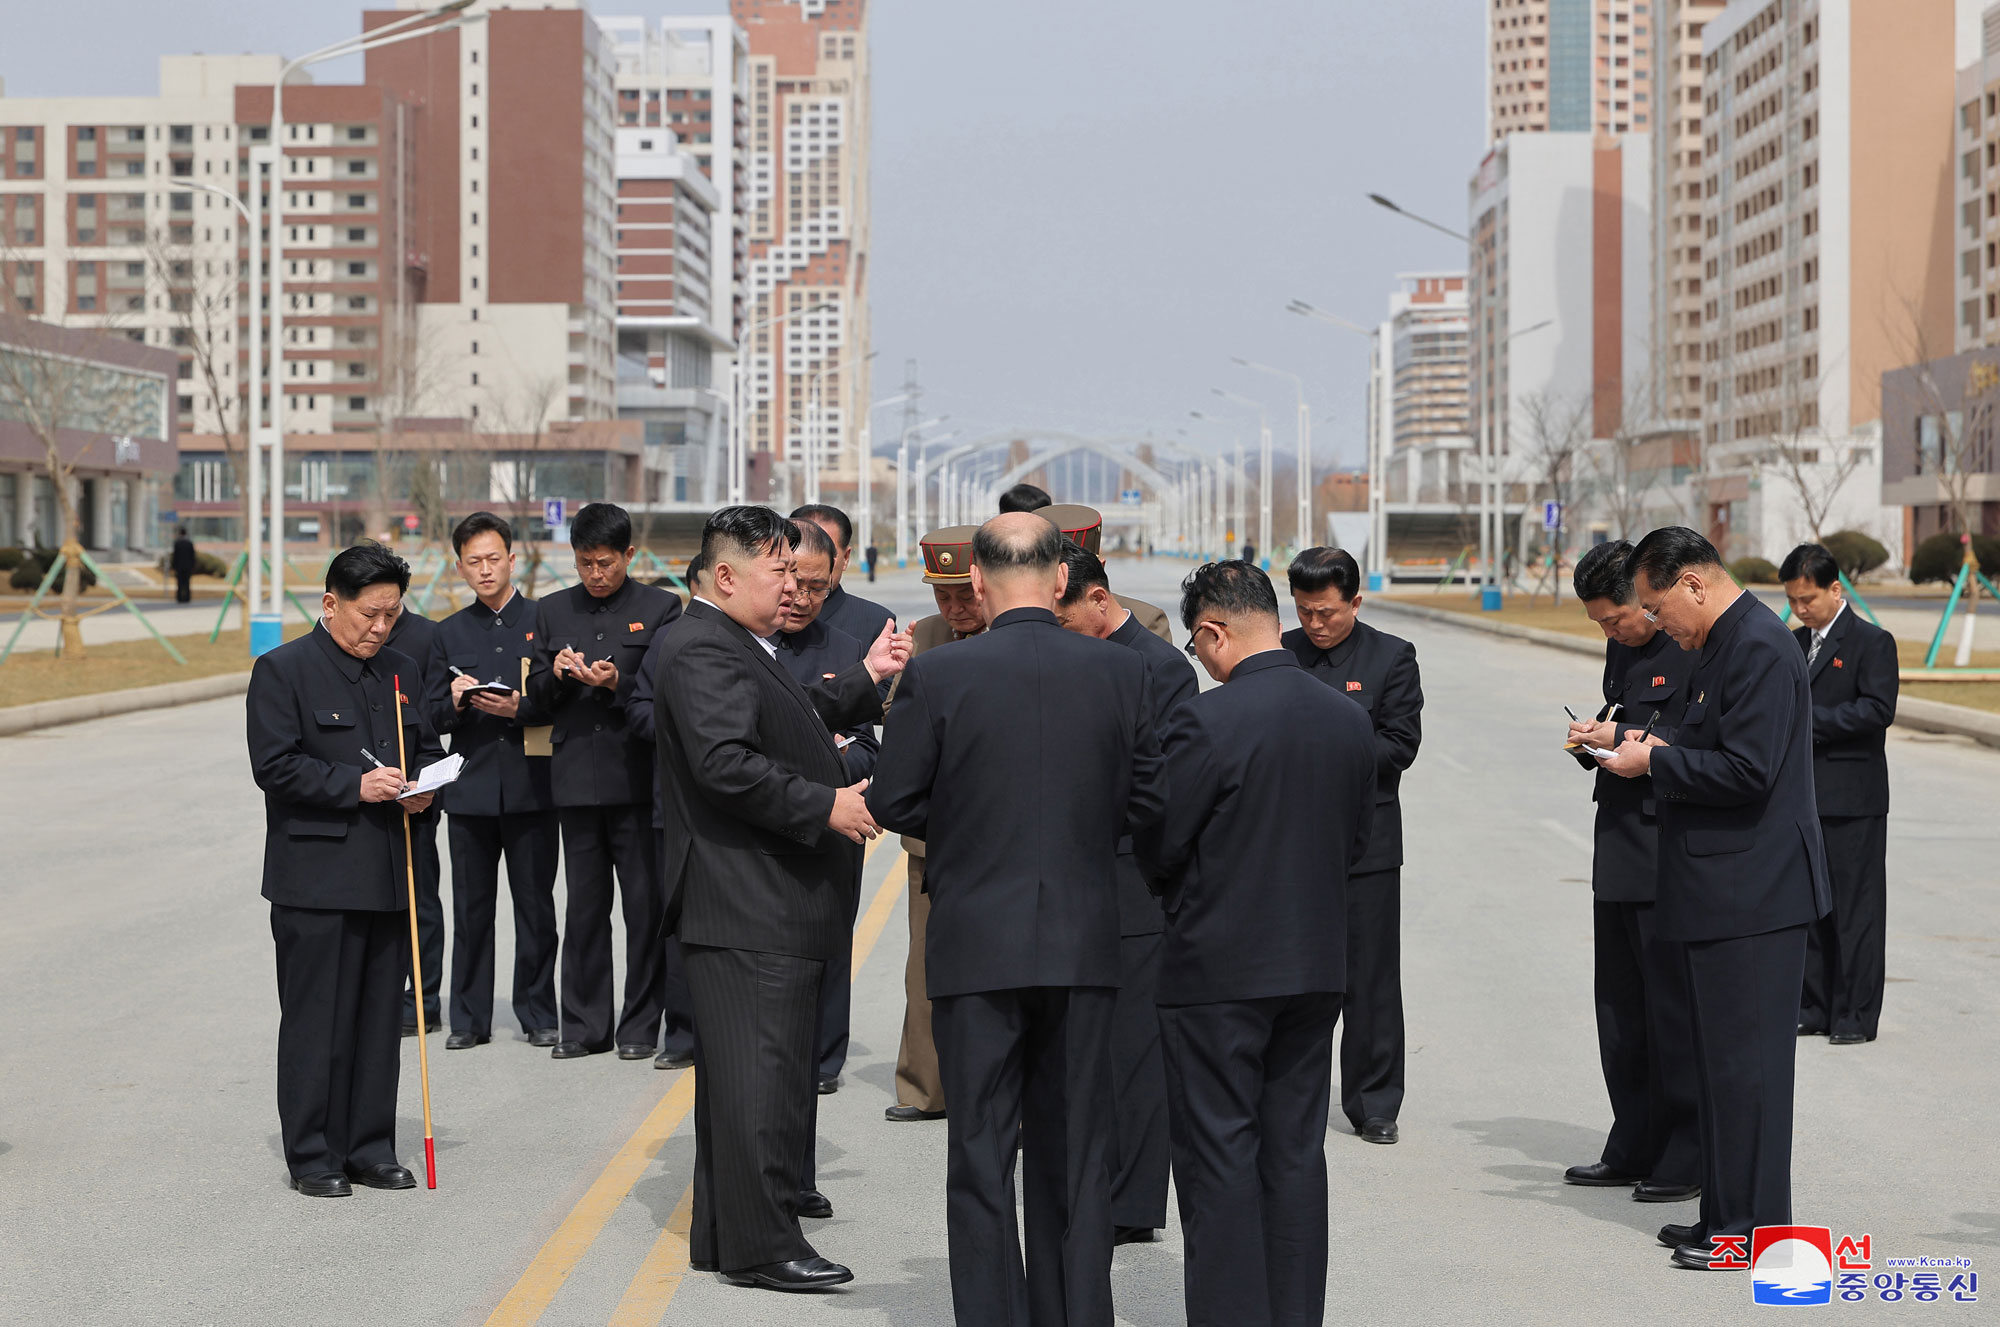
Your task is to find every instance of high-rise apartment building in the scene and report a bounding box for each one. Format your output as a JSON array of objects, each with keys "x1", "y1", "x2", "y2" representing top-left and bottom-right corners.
[
  {"x1": 1953, "y1": 5, "x2": 2000, "y2": 352},
  {"x1": 1650, "y1": 0, "x2": 1724, "y2": 427},
  {"x1": 1370, "y1": 273, "x2": 1472, "y2": 504},
  {"x1": 1699, "y1": 0, "x2": 1952, "y2": 453},
  {"x1": 1488, "y1": 0, "x2": 1656, "y2": 140},
  {"x1": 731, "y1": 0, "x2": 871, "y2": 501}
]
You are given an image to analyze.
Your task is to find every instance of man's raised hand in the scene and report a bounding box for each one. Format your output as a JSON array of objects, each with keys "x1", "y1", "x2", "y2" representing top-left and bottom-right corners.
[{"x1": 862, "y1": 619, "x2": 915, "y2": 683}]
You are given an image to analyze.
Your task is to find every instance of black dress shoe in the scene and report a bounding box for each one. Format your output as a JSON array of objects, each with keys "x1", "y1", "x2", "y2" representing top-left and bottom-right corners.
[
  {"x1": 1564, "y1": 1161, "x2": 1640, "y2": 1187},
  {"x1": 1358, "y1": 1118, "x2": 1398, "y2": 1144},
  {"x1": 551, "y1": 1040, "x2": 607, "y2": 1060},
  {"x1": 655, "y1": 1050, "x2": 695, "y2": 1070},
  {"x1": 615, "y1": 1043, "x2": 656, "y2": 1061},
  {"x1": 292, "y1": 1171, "x2": 352, "y2": 1198},
  {"x1": 402, "y1": 1016, "x2": 439, "y2": 1037},
  {"x1": 1633, "y1": 1180, "x2": 1700, "y2": 1202},
  {"x1": 689, "y1": 1258, "x2": 719, "y2": 1273},
  {"x1": 527, "y1": 1027, "x2": 561, "y2": 1049},
  {"x1": 446, "y1": 1031, "x2": 490, "y2": 1050},
  {"x1": 347, "y1": 1162, "x2": 417, "y2": 1190},
  {"x1": 720, "y1": 1256, "x2": 853, "y2": 1292},
  {"x1": 1797, "y1": 1021, "x2": 1828, "y2": 1036},
  {"x1": 884, "y1": 1104, "x2": 945, "y2": 1122},
  {"x1": 1114, "y1": 1226, "x2": 1158, "y2": 1246},
  {"x1": 796, "y1": 1189, "x2": 833, "y2": 1219},
  {"x1": 401, "y1": 1021, "x2": 418, "y2": 1038},
  {"x1": 1829, "y1": 1030, "x2": 1869, "y2": 1045},
  {"x1": 817, "y1": 1075, "x2": 841, "y2": 1095},
  {"x1": 1657, "y1": 1222, "x2": 1700, "y2": 1249},
  {"x1": 1671, "y1": 1240, "x2": 1721, "y2": 1270}
]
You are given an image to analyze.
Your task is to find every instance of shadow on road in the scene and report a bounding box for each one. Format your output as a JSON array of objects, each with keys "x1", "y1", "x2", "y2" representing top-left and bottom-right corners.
[
  {"x1": 1922, "y1": 1213, "x2": 2000, "y2": 1247},
  {"x1": 1453, "y1": 1116, "x2": 1688, "y2": 1235}
]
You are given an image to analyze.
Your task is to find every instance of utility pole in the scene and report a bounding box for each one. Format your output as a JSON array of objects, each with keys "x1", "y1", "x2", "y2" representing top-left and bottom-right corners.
[{"x1": 897, "y1": 359, "x2": 921, "y2": 566}]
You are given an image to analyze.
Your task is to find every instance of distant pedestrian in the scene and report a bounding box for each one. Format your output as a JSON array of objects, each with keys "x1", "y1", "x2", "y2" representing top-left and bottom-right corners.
[
  {"x1": 1239, "y1": 541, "x2": 1255, "y2": 565},
  {"x1": 864, "y1": 544, "x2": 879, "y2": 582},
  {"x1": 171, "y1": 527, "x2": 196, "y2": 603}
]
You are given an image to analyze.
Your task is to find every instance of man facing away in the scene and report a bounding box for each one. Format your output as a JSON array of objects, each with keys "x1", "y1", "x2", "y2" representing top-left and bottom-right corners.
[
  {"x1": 1781, "y1": 542, "x2": 1897, "y2": 1045},
  {"x1": 1052, "y1": 536, "x2": 1198, "y2": 1246},
  {"x1": 1559, "y1": 540, "x2": 1702, "y2": 1203},
  {"x1": 869, "y1": 513, "x2": 1166, "y2": 1327},
  {"x1": 1137, "y1": 559, "x2": 1376, "y2": 1327},
  {"x1": 1598, "y1": 527, "x2": 1831, "y2": 1269}
]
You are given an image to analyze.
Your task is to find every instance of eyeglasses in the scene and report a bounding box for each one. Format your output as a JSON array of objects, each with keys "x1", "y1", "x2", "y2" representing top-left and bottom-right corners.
[
  {"x1": 795, "y1": 581, "x2": 832, "y2": 600},
  {"x1": 1184, "y1": 620, "x2": 1224, "y2": 656},
  {"x1": 1640, "y1": 577, "x2": 1689, "y2": 624}
]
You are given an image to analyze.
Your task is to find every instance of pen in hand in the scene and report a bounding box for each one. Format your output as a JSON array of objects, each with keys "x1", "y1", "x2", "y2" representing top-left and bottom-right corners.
[
  {"x1": 361, "y1": 746, "x2": 410, "y2": 794},
  {"x1": 1639, "y1": 710, "x2": 1660, "y2": 744}
]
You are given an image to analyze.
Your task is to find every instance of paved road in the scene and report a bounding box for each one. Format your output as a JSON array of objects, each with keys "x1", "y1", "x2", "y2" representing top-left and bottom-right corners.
[{"x1": 1, "y1": 558, "x2": 1994, "y2": 1325}]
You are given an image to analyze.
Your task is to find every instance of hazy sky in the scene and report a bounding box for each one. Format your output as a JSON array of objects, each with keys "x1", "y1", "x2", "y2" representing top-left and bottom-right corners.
[{"x1": 2, "y1": 0, "x2": 1486, "y2": 469}]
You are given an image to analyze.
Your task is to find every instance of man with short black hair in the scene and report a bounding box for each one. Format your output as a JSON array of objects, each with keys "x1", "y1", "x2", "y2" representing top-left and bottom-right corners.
[
  {"x1": 1282, "y1": 545, "x2": 1423, "y2": 1144},
  {"x1": 424, "y1": 511, "x2": 561, "y2": 1050},
  {"x1": 997, "y1": 482, "x2": 1053, "y2": 513},
  {"x1": 1558, "y1": 540, "x2": 1702, "y2": 1202},
  {"x1": 790, "y1": 502, "x2": 893, "y2": 647},
  {"x1": 1053, "y1": 537, "x2": 1197, "y2": 1245},
  {"x1": 171, "y1": 526, "x2": 197, "y2": 602},
  {"x1": 870, "y1": 512, "x2": 1166, "y2": 1327},
  {"x1": 1602, "y1": 527, "x2": 1831, "y2": 1268},
  {"x1": 1138, "y1": 559, "x2": 1376, "y2": 1327},
  {"x1": 1780, "y1": 542, "x2": 1897, "y2": 1045},
  {"x1": 247, "y1": 542, "x2": 445, "y2": 1198},
  {"x1": 527, "y1": 502, "x2": 685, "y2": 1062}
]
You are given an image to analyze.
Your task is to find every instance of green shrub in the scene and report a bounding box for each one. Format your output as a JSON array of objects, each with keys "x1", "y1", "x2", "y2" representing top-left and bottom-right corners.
[
  {"x1": 9, "y1": 550, "x2": 98, "y2": 593},
  {"x1": 1819, "y1": 529, "x2": 1889, "y2": 579},
  {"x1": 1908, "y1": 531, "x2": 2000, "y2": 585},
  {"x1": 1729, "y1": 556, "x2": 1782, "y2": 585}
]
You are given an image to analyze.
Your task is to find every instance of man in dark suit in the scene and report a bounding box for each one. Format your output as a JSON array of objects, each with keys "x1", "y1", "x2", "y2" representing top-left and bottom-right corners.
[
  {"x1": 779, "y1": 519, "x2": 880, "y2": 1097},
  {"x1": 1282, "y1": 546, "x2": 1423, "y2": 1143},
  {"x1": 791, "y1": 502, "x2": 893, "y2": 649},
  {"x1": 423, "y1": 511, "x2": 561, "y2": 1050},
  {"x1": 526, "y1": 502, "x2": 684, "y2": 1061},
  {"x1": 385, "y1": 600, "x2": 444, "y2": 1038},
  {"x1": 1600, "y1": 527, "x2": 1831, "y2": 1268},
  {"x1": 1781, "y1": 542, "x2": 1897, "y2": 1045},
  {"x1": 1136, "y1": 559, "x2": 1375, "y2": 1327},
  {"x1": 171, "y1": 527, "x2": 197, "y2": 602},
  {"x1": 246, "y1": 543, "x2": 443, "y2": 1198},
  {"x1": 869, "y1": 513, "x2": 1167, "y2": 1327},
  {"x1": 1558, "y1": 541, "x2": 1702, "y2": 1203},
  {"x1": 1053, "y1": 537, "x2": 1197, "y2": 1246},
  {"x1": 653, "y1": 506, "x2": 909, "y2": 1292}
]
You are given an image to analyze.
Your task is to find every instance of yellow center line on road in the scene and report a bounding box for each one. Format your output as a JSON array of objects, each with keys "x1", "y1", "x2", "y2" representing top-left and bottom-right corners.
[{"x1": 483, "y1": 838, "x2": 911, "y2": 1327}]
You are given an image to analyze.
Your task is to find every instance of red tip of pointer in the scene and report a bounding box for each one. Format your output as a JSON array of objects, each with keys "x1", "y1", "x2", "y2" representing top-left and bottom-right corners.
[{"x1": 424, "y1": 1136, "x2": 438, "y2": 1189}]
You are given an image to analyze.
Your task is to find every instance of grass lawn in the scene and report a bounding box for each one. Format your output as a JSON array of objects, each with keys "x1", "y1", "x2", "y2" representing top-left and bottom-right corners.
[{"x1": 0, "y1": 624, "x2": 309, "y2": 711}]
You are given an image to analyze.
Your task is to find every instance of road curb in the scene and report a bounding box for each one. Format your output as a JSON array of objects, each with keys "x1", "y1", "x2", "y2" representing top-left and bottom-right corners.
[
  {"x1": 0, "y1": 671, "x2": 251, "y2": 739},
  {"x1": 1371, "y1": 597, "x2": 2000, "y2": 751}
]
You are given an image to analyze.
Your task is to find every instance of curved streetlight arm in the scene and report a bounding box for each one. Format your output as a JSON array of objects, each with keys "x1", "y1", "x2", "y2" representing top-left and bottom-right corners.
[{"x1": 1367, "y1": 192, "x2": 1470, "y2": 244}]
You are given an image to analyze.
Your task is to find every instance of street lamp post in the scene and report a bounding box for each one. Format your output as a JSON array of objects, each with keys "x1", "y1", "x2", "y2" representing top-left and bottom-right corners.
[
  {"x1": 893, "y1": 414, "x2": 946, "y2": 567},
  {"x1": 804, "y1": 348, "x2": 875, "y2": 506},
  {"x1": 1210, "y1": 388, "x2": 1272, "y2": 568},
  {"x1": 910, "y1": 429, "x2": 959, "y2": 550},
  {"x1": 1367, "y1": 192, "x2": 1471, "y2": 244},
  {"x1": 727, "y1": 299, "x2": 833, "y2": 506},
  {"x1": 1234, "y1": 357, "x2": 1311, "y2": 557},
  {"x1": 1288, "y1": 301, "x2": 1383, "y2": 583},
  {"x1": 182, "y1": 177, "x2": 262, "y2": 631},
  {"x1": 1479, "y1": 318, "x2": 1554, "y2": 601},
  {"x1": 858, "y1": 392, "x2": 909, "y2": 562},
  {"x1": 265, "y1": 2, "x2": 481, "y2": 630}
]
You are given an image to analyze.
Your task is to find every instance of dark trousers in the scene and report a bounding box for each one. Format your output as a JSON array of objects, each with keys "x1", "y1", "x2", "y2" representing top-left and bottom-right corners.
[
  {"x1": 683, "y1": 943, "x2": 825, "y2": 1271},
  {"x1": 270, "y1": 904, "x2": 403, "y2": 1180},
  {"x1": 557, "y1": 803, "x2": 667, "y2": 1050},
  {"x1": 1110, "y1": 932, "x2": 1170, "y2": 1231},
  {"x1": 1158, "y1": 992, "x2": 1341, "y2": 1327},
  {"x1": 652, "y1": 830, "x2": 695, "y2": 1059},
  {"x1": 1801, "y1": 814, "x2": 1887, "y2": 1040},
  {"x1": 813, "y1": 866, "x2": 866, "y2": 1078},
  {"x1": 1684, "y1": 924, "x2": 1808, "y2": 1240},
  {"x1": 1593, "y1": 899, "x2": 1701, "y2": 1185},
  {"x1": 400, "y1": 813, "x2": 442, "y2": 1027},
  {"x1": 447, "y1": 810, "x2": 560, "y2": 1037},
  {"x1": 931, "y1": 986, "x2": 1116, "y2": 1327},
  {"x1": 1337, "y1": 867, "x2": 1404, "y2": 1128},
  {"x1": 174, "y1": 572, "x2": 192, "y2": 603}
]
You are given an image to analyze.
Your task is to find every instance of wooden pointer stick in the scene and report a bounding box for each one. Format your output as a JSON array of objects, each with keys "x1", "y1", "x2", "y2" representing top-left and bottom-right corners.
[{"x1": 394, "y1": 672, "x2": 439, "y2": 1189}]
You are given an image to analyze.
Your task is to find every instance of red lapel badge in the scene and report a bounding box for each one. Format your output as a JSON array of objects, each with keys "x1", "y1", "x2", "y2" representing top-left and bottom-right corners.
[
  {"x1": 525, "y1": 631, "x2": 535, "y2": 641},
  {"x1": 1346, "y1": 680, "x2": 1363, "y2": 692},
  {"x1": 1651, "y1": 676, "x2": 1666, "y2": 687},
  {"x1": 1833, "y1": 657, "x2": 1844, "y2": 668},
  {"x1": 629, "y1": 621, "x2": 644, "y2": 632}
]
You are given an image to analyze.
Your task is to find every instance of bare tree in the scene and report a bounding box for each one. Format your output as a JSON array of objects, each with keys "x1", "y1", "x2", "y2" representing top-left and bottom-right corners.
[
  {"x1": 1760, "y1": 354, "x2": 1863, "y2": 545},
  {"x1": 1581, "y1": 369, "x2": 1674, "y2": 541},
  {"x1": 478, "y1": 375, "x2": 564, "y2": 596},
  {"x1": 1891, "y1": 292, "x2": 1992, "y2": 539},
  {"x1": 1516, "y1": 388, "x2": 1591, "y2": 601}
]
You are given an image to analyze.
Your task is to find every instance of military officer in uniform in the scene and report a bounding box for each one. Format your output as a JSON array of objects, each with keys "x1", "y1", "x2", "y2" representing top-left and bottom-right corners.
[
  {"x1": 1559, "y1": 540, "x2": 1702, "y2": 1202},
  {"x1": 885, "y1": 525, "x2": 984, "y2": 1122},
  {"x1": 526, "y1": 502, "x2": 685, "y2": 1061},
  {"x1": 1282, "y1": 546, "x2": 1423, "y2": 1143},
  {"x1": 385, "y1": 599, "x2": 445, "y2": 1037},
  {"x1": 1053, "y1": 537, "x2": 1197, "y2": 1245},
  {"x1": 424, "y1": 511, "x2": 561, "y2": 1049},
  {"x1": 1782, "y1": 542, "x2": 1897, "y2": 1044},
  {"x1": 247, "y1": 542, "x2": 443, "y2": 1197},
  {"x1": 1014, "y1": 497, "x2": 1175, "y2": 644}
]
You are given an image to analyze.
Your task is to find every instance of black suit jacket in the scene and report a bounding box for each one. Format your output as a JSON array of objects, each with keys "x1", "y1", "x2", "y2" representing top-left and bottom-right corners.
[
  {"x1": 652, "y1": 600, "x2": 882, "y2": 961},
  {"x1": 868, "y1": 607, "x2": 1168, "y2": 998},
  {"x1": 1107, "y1": 610, "x2": 1200, "y2": 935},
  {"x1": 1649, "y1": 593, "x2": 1833, "y2": 942},
  {"x1": 1282, "y1": 618, "x2": 1423, "y2": 874},
  {"x1": 1792, "y1": 605, "x2": 1896, "y2": 818},
  {"x1": 527, "y1": 577, "x2": 682, "y2": 808},
  {"x1": 1138, "y1": 651, "x2": 1375, "y2": 1003},
  {"x1": 424, "y1": 592, "x2": 554, "y2": 816},
  {"x1": 246, "y1": 624, "x2": 445, "y2": 911},
  {"x1": 819, "y1": 583, "x2": 894, "y2": 649},
  {"x1": 1577, "y1": 628, "x2": 1696, "y2": 903},
  {"x1": 170, "y1": 537, "x2": 196, "y2": 575},
  {"x1": 776, "y1": 617, "x2": 881, "y2": 784}
]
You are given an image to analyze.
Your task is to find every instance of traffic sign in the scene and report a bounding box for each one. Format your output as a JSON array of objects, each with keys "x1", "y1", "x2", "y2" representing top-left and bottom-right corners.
[
  {"x1": 543, "y1": 498, "x2": 566, "y2": 527},
  {"x1": 1120, "y1": 489, "x2": 1142, "y2": 505},
  {"x1": 402, "y1": 514, "x2": 420, "y2": 532},
  {"x1": 1542, "y1": 500, "x2": 1563, "y2": 532}
]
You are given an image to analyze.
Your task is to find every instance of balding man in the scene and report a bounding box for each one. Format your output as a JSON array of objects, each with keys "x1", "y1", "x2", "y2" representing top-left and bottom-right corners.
[{"x1": 870, "y1": 513, "x2": 1167, "y2": 1327}]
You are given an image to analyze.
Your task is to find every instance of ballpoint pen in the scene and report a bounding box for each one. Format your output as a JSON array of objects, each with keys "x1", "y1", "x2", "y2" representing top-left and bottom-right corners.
[{"x1": 361, "y1": 746, "x2": 410, "y2": 793}]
